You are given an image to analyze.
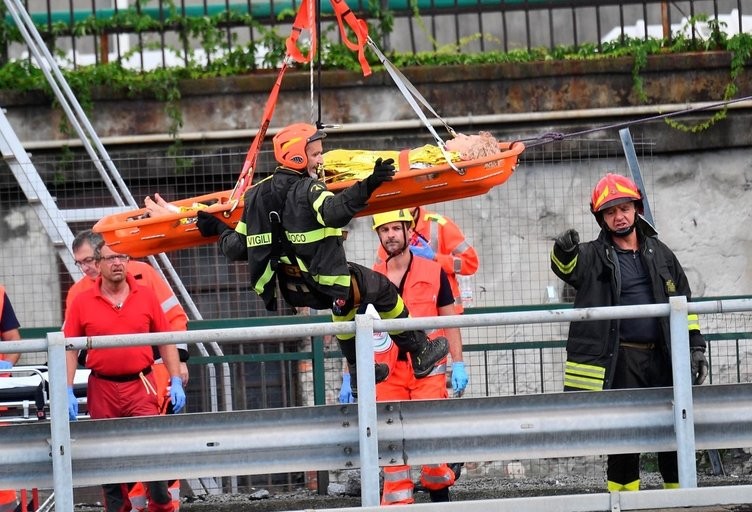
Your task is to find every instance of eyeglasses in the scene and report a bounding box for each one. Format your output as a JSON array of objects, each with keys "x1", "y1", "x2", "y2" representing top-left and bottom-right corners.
[
  {"x1": 99, "y1": 255, "x2": 130, "y2": 264},
  {"x1": 74, "y1": 257, "x2": 96, "y2": 268}
]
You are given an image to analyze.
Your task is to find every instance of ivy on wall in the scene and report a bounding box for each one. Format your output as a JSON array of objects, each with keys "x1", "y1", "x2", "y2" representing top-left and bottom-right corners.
[{"x1": 0, "y1": 5, "x2": 750, "y2": 139}]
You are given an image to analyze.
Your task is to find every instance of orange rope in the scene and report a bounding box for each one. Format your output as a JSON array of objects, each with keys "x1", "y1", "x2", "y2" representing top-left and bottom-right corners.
[{"x1": 229, "y1": 0, "x2": 372, "y2": 204}]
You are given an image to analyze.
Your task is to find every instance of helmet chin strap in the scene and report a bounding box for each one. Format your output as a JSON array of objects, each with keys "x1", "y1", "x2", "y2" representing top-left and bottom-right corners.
[{"x1": 610, "y1": 224, "x2": 636, "y2": 237}]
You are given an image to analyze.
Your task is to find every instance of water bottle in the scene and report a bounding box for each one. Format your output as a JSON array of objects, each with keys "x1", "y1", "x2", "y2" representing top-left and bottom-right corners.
[{"x1": 458, "y1": 275, "x2": 474, "y2": 308}]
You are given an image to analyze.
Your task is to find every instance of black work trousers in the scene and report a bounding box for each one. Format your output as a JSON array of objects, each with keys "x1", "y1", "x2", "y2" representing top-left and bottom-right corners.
[
  {"x1": 331, "y1": 261, "x2": 410, "y2": 343},
  {"x1": 607, "y1": 343, "x2": 678, "y2": 487}
]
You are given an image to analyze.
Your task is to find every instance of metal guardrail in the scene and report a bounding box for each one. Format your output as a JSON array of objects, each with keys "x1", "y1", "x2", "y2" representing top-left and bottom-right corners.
[
  {"x1": 2, "y1": 296, "x2": 752, "y2": 510},
  {"x1": 3, "y1": 384, "x2": 752, "y2": 487}
]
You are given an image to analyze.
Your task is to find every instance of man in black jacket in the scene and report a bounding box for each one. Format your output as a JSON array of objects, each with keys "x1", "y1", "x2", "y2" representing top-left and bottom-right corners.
[
  {"x1": 550, "y1": 172, "x2": 709, "y2": 492},
  {"x1": 197, "y1": 123, "x2": 448, "y2": 397}
]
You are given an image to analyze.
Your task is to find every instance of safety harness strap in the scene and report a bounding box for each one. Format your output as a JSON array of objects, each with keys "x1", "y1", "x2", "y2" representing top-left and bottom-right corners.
[
  {"x1": 366, "y1": 37, "x2": 461, "y2": 173},
  {"x1": 286, "y1": 0, "x2": 318, "y2": 65},
  {"x1": 231, "y1": 0, "x2": 373, "y2": 203},
  {"x1": 230, "y1": 60, "x2": 289, "y2": 203},
  {"x1": 330, "y1": 0, "x2": 371, "y2": 76}
]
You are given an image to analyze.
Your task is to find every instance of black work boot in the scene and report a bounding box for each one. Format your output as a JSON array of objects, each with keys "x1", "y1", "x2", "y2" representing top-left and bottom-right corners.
[
  {"x1": 349, "y1": 362, "x2": 390, "y2": 399},
  {"x1": 448, "y1": 462, "x2": 464, "y2": 481},
  {"x1": 429, "y1": 487, "x2": 451, "y2": 502},
  {"x1": 394, "y1": 330, "x2": 448, "y2": 378}
]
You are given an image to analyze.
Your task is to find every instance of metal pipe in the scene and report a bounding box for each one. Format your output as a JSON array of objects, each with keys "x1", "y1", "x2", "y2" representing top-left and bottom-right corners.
[
  {"x1": 669, "y1": 296, "x2": 698, "y2": 488},
  {"x1": 354, "y1": 312, "x2": 380, "y2": 507},
  {"x1": 4, "y1": 297, "x2": 750, "y2": 354},
  {"x1": 19, "y1": 101, "x2": 752, "y2": 150},
  {"x1": 4, "y1": 383, "x2": 752, "y2": 488}
]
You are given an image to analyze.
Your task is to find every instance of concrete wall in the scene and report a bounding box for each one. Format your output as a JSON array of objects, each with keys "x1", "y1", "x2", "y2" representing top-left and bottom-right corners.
[{"x1": 1, "y1": 52, "x2": 751, "y2": 334}]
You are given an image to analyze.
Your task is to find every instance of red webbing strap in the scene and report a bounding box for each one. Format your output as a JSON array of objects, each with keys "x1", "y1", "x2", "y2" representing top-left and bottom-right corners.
[
  {"x1": 285, "y1": 0, "x2": 317, "y2": 64},
  {"x1": 231, "y1": 0, "x2": 371, "y2": 201},
  {"x1": 398, "y1": 149, "x2": 410, "y2": 174},
  {"x1": 229, "y1": 61, "x2": 289, "y2": 202},
  {"x1": 330, "y1": 0, "x2": 371, "y2": 76},
  {"x1": 231, "y1": 0, "x2": 320, "y2": 202}
]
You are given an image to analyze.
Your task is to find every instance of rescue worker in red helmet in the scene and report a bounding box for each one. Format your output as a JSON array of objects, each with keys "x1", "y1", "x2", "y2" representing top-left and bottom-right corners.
[
  {"x1": 365, "y1": 209, "x2": 466, "y2": 504},
  {"x1": 550, "y1": 172, "x2": 709, "y2": 492},
  {"x1": 196, "y1": 123, "x2": 448, "y2": 396}
]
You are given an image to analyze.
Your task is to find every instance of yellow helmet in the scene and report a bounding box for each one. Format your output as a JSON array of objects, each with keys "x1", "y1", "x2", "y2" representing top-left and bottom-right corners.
[{"x1": 372, "y1": 209, "x2": 415, "y2": 230}]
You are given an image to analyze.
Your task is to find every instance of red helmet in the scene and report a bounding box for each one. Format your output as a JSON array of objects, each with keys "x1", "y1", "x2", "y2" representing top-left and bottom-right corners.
[
  {"x1": 590, "y1": 173, "x2": 644, "y2": 216},
  {"x1": 272, "y1": 123, "x2": 326, "y2": 171}
]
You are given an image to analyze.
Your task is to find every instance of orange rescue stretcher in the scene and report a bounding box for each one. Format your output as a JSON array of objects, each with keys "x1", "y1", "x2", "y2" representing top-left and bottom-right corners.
[{"x1": 93, "y1": 141, "x2": 524, "y2": 258}]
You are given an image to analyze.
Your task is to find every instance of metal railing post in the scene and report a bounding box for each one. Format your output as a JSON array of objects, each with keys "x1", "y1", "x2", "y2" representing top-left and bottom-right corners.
[
  {"x1": 354, "y1": 312, "x2": 380, "y2": 507},
  {"x1": 669, "y1": 295, "x2": 697, "y2": 488},
  {"x1": 47, "y1": 331, "x2": 74, "y2": 511}
]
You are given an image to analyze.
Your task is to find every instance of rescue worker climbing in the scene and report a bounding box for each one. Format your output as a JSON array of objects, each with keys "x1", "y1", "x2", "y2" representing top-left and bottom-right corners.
[
  {"x1": 196, "y1": 122, "x2": 448, "y2": 396},
  {"x1": 368, "y1": 209, "x2": 467, "y2": 504},
  {"x1": 550, "y1": 172, "x2": 709, "y2": 492}
]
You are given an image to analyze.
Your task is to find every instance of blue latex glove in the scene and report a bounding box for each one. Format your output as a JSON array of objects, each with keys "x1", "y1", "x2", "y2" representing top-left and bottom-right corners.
[
  {"x1": 451, "y1": 362, "x2": 468, "y2": 397},
  {"x1": 67, "y1": 386, "x2": 78, "y2": 421},
  {"x1": 0, "y1": 360, "x2": 12, "y2": 370},
  {"x1": 409, "y1": 236, "x2": 436, "y2": 261},
  {"x1": 339, "y1": 373, "x2": 355, "y2": 404},
  {"x1": 169, "y1": 376, "x2": 186, "y2": 413}
]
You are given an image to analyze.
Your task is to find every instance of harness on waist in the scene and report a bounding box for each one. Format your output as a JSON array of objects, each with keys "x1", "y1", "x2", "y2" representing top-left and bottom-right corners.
[{"x1": 269, "y1": 210, "x2": 333, "y2": 310}]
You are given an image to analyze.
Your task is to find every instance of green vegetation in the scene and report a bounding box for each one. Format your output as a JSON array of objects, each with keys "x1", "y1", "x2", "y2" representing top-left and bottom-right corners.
[{"x1": 0, "y1": 4, "x2": 750, "y2": 138}]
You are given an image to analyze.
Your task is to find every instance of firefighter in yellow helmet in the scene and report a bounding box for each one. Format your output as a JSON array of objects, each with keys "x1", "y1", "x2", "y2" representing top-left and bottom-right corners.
[
  {"x1": 196, "y1": 123, "x2": 448, "y2": 397},
  {"x1": 550, "y1": 173, "x2": 708, "y2": 492}
]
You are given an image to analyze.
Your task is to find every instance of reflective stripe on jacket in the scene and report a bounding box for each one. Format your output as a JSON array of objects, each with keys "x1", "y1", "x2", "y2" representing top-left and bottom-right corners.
[
  {"x1": 375, "y1": 207, "x2": 479, "y2": 313},
  {"x1": 550, "y1": 223, "x2": 704, "y2": 390},
  {"x1": 373, "y1": 256, "x2": 446, "y2": 342},
  {"x1": 219, "y1": 167, "x2": 372, "y2": 311}
]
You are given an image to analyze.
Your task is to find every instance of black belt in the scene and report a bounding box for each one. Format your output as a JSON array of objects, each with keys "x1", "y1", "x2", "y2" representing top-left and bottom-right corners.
[{"x1": 91, "y1": 366, "x2": 152, "y2": 382}]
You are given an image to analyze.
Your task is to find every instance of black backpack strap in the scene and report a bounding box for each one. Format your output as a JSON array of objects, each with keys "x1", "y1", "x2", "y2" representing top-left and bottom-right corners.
[{"x1": 269, "y1": 210, "x2": 298, "y2": 266}]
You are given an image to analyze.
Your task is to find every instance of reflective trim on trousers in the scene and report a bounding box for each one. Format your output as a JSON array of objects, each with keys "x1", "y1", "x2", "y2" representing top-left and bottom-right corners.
[
  {"x1": 420, "y1": 463, "x2": 455, "y2": 490},
  {"x1": 607, "y1": 479, "x2": 640, "y2": 492},
  {"x1": 382, "y1": 466, "x2": 414, "y2": 505},
  {"x1": 383, "y1": 467, "x2": 411, "y2": 481},
  {"x1": 382, "y1": 487, "x2": 414, "y2": 505}
]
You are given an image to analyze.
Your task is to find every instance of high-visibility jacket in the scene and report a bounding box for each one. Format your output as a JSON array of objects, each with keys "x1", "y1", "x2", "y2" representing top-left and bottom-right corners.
[
  {"x1": 373, "y1": 255, "x2": 447, "y2": 342},
  {"x1": 218, "y1": 166, "x2": 373, "y2": 311},
  {"x1": 550, "y1": 223, "x2": 706, "y2": 391},
  {"x1": 0, "y1": 490, "x2": 17, "y2": 512},
  {"x1": 376, "y1": 206, "x2": 479, "y2": 313}
]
